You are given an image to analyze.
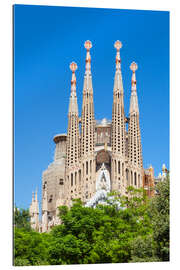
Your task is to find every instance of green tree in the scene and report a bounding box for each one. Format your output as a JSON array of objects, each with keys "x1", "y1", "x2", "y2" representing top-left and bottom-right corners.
[
  {"x1": 129, "y1": 174, "x2": 170, "y2": 262},
  {"x1": 13, "y1": 176, "x2": 170, "y2": 265},
  {"x1": 14, "y1": 227, "x2": 51, "y2": 266},
  {"x1": 48, "y1": 189, "x2": 153, "y2": 264},
  {"x1": 150, "y1": 173, "x2": 170, "y2": 261},
  {"x1": 14, "y1": 207, "x2": 31, "y2": 231}
]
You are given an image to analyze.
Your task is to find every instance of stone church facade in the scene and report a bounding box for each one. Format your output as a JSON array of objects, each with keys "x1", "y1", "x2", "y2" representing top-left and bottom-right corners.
[{"x1": 29, "y1": 40, "x2": 161, "y2": 232}]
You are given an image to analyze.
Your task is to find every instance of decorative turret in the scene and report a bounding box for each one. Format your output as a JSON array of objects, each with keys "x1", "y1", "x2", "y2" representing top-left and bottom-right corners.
[
  {"x1": 66, "y1": 62, "x2": 80, "y2": 168},
  {"x1": 113, "y1": 40, "x2": 124, "y2": 94},
  {"x1": 129, "y1": 62, "x2": 139, "y2": 114},
  {"x1": 29, "y1": 189, "x2": 39, "y2": 231},
  {"x1": 162, "y1": 163, "x2": 167, "y2": 180},
  {"x1": 81, "y1": 40, "x2": 95, "y2": 201},
  {"x1": 65, "y1": 62, "x2": 81, "y2": 204},
  {"x1": 128, "y1": 62, "x2": 143, "y2": 188},
  {"x1": 42, "y1": 189, "x2": 48, "y2": 232},
  {"x1": 83, "y1": 40, "x2": 93, "y2": 92},
  {"x1": 111, "y1": 41, "x2": 126, "y2": 193},
  {"x1": 68, "y1": 62, "x2": 78, "y2": 114}
]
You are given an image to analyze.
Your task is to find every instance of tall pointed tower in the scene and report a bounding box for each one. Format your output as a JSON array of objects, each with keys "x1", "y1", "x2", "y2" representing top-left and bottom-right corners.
[
  {"x1": 42, "y1": 189, "x2": 48, "y2": 232},
  {"x1": 65, "y1": 62, "x2": 81, "y2": 205},
  {"x1": 111, "y1": 41, "x2": 126, "y2": 194},
  {"x1": 81, "y1": 40, "x2": 96, "y2": 202},
  {"x1": 29, "y1": 190, "x2": 39, "y2": 231},
  {"x1": 128, "y1": 62, "x2": 143, "y2": 188}
]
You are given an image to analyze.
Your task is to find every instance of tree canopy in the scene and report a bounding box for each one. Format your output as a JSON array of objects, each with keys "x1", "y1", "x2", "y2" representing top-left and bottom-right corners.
[
  {"x1": 14, "y1": 207, "x2": 31, "y2": 231},
  {"x1": 14, "y1": 174, "x2": 170, "y2": 265}
]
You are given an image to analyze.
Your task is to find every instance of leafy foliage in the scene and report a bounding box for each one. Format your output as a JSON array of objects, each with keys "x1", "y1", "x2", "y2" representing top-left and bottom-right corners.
[
  {"x1": 14, "y1": 175, "x2": 170, "y2": 265},
  {"x1": 14, "y1": 207, "x2": 31, "y2": 231},
  {"x1": 150, "y1": 173, "x2": 170, "y2": 261},
  {"x1": 14, "y1": 227, "x2": 51, "y2": 266}
]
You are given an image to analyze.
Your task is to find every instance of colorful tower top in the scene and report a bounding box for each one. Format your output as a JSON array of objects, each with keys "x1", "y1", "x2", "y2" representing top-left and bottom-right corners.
[
  {"x1": 69, "y1": 62, "x2": 78, "y2": 114},
  {"x1": 85, "y1": 40, "x2": 92, "y2": 73},
  {"x1": 130, "y1": 61, "x2": 138, "y2": 91},
  {"x1": 129, "y1": 61, "x2": 139, "y2": 114},
  {"x1": 114, "y1": 40, "x2": 122, "y2": 70},
  {"x1": 70, "y1": 62, "x2": 78, "y2": 96},
  {"x1": 113, "y1": 41, "x2": 123, "y2": 94},
  {"x1": 83, "y1": 40, "x2": 93, "y2": 91}
]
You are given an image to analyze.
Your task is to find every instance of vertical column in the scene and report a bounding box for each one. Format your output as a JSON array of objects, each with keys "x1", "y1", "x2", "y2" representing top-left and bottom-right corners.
[
  {"x1": 128, "y1": 62, "x2": 143, "y2": 188},
  {"x1": 81, "y1": 41, "x2": 95, "y2": 202},
  {"x1": 66, "y1": 62, "x2": 81, "y2": 205},
  {"x1": 111, "y1": 41, "x2": 126, "y2": 194}
]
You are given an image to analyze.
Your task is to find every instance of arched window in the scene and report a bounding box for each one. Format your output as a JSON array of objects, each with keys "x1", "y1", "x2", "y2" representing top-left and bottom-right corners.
[
  {"x1": 71, "y1": 173, "x2": 73, "y2": 187},
  {"x1": 86, "y1": 161, "x2": 88, "y2": 175},
  {"x1": 115, "y1": 160, "x2": 117, "y2": 174},
  {"x1": 75, "y1": 172, "x2": 77, "y2": 185},
  {"x1": 126, "y1": 169, "x2": 129, "y2": 183},
  {"x1": 118, "y1": 161, "x2": 120, "y2": 174},
  {"x1": 59, "y1": 179, "x2": 64, "y2": 185},
  {"x1": 79, "y1": 170, "x2": 81, "y2": 184},
  {"x1": 122, "y1": 163, "x2": 124, "y2": 176},
  {"x1": 131, "y1": 171, "x2": 133, "y2": 185},
  {"x1": 134, "y1": 172, "x2": 137, "y2": 186}
]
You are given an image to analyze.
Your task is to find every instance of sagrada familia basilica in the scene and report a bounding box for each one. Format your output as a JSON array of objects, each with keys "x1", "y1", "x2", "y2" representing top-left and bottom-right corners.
[{"x1": 29, "y1": 40, "x2": 167, "y2": 232}]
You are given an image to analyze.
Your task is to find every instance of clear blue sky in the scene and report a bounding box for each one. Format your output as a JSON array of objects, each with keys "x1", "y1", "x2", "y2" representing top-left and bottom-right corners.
[{"x1": 14, "y1": 5, "x2": 169, "y2": 210}]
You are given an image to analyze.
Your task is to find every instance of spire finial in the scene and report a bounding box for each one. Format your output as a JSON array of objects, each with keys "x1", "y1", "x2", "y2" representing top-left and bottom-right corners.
[
  {"x1": 114, "y1": 40, "x2": 122, "y2": 70},
  {"x1": 35, "y1": 188, "x2": 38, "y2": 201},
  {"x1": 114, "y1": 40, "x2": 122, "y2": 51},
  {"x1": 130, "y1": 61, "x2": 138, "y2": 73},
  {"x1": 129, "y1": 61, "x2": 139, "y2": 114},
  {"x1": 130, "y1": 62, "x2": 138, "y2": 91},
  {"x1": 70, "y1": 62, "x2": 77, "y2": 73},
  {"x1": 84, "y1": 40, "x2": 92, "y2": 51},
  {"x1": 32, "y1": 191, "x2": 34, "y2": 202},
  {"x1": 84, "y1": 40, "x2": 92, "y2": 73},
  {"x1": 70, "y1": 62, "x2": 77, "y2": 95}
]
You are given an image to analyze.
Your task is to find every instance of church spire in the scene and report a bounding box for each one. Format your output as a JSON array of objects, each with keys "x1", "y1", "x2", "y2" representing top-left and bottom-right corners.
[
  {"x1": 83, "y1": 40, "x2": 93, "y2": 93},
  {"x1": 128, "y1": 62, "x2": 143, "y2": 171},
  {"x1": 29, "y1": 189, "x2": 39, "y2": 231},
  {"x1": 81, "y1": 40, "x2": 95, "y2": 156},
  {"x1": 111, "y1": 40, "x2": 126, "y2": 193},
  {"x1": 66, "y1": 61, "x2": 80, "y2": 205},
  {"x1": 129, "y1": 62, "x2": 139, "y2": 114},
  {"x1": 113, "y1": 40, "x2": 124, "y2": 94},
  {"x1": 32, "y1": 191, "x2": 34, "y2": 202},
  {"x1": 35, "y1": 188, "x2": 38, "y2": 202},
  {"x1": 81, "y1": 40, "x2": 95, "y2": 202},
  {"x1": 68, "y1": 62, "x2": 78, "y2": 114}
]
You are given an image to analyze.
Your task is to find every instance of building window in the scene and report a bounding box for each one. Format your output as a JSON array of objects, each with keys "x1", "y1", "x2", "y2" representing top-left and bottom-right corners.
[
  {"x1": 131, "y1": 171, "x2": 133, "y2": 185},
  {"x1": 75, "y1": 172, "x2": 77, "y2": 185},
  {"x1": 118, "y1": 161, "x2": 120, "y2": 174},
  {"x1": 134, "y1": 172, "x2": 137, "y2": 186},
  {"x1": 122, "y1": 163, "x2": 124, "y2": 176},
  {"x1": 126, "y1": 169, "x2": 129, "y2": 182},
  {"x1": 86, "y1": 161, "x2": 88, "y2": 175},
  {"x1": 79, "y1": 170, "x2": 81, "y2": 184},
  {"x1": 115, "y1": 160, "x2": 117, "y2": 174},
  {"x1": 71, "y1": 173, "x2": 73, "y2": 187},
  {"x1": 59, "y1": 179, "x2": 64, "y2": 185},
  {"x1": 48, "y1": 195, "x2": 53, "y2": 203}
]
